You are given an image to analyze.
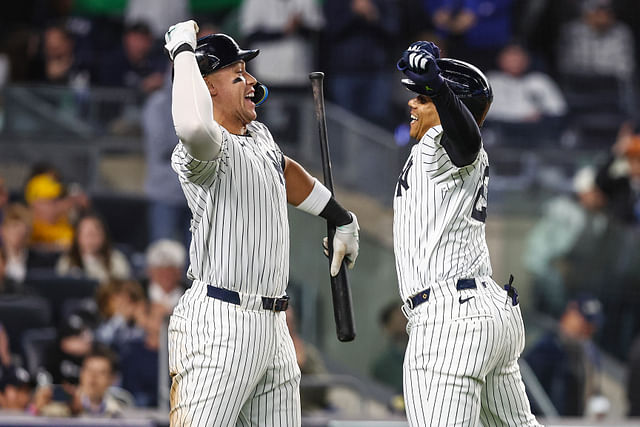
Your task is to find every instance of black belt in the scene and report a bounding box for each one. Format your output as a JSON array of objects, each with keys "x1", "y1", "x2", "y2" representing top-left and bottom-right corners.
[
  {"x1": 406, "y1": 278, "x2": 478, "y2": 309},
  {"x1": 206, "y1": 285, "x2": 289, "y2": 312}
]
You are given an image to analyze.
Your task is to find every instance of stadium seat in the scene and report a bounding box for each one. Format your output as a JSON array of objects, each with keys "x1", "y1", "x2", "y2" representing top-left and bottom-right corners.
[
  {"x1": 24, "y1": 271, "x2": 99, "y2": 325},
  {"x1": 0, "y1": 295, "x2": 52, "y2": 360},
  {"x1": 91, "y1": 193, "x2": 150, "y2": 253},
  {"x1": 561, "y1": 74, "x2": 630, "y2": 149},
  {"x1": 21, "y1": 327, "x2": 57, "y2": 376}
]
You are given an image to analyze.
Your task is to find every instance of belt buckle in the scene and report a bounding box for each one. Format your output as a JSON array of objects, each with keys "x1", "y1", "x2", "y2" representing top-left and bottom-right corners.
[{"x1": 273, "y1": 296, "x2": 289, "y2": 312}]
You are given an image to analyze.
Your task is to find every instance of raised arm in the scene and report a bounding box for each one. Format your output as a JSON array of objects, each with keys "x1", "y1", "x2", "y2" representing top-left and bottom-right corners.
[
  {"x1": 165, "y1": 20, "x2": 222, "y2": 160},
  {"x1": 430, "y1": 84, "x2": 481, "y2": 167},
  {"x1": 397, "y1": 42, "x2": 481, "y2": 166}
]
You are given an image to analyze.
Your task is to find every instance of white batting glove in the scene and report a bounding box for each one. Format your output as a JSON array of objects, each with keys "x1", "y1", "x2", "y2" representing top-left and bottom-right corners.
[
  {"x1": 164, "y1": 20, "x2": 199, "y2": 61},
  {"x1": 322, "y1": 212, "x2": 359, "y2": 277}
]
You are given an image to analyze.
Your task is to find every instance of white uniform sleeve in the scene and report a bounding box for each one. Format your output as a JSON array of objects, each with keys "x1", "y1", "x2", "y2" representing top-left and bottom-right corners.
[{"x1": 171, "y1": 51, "x2": 222, "y2": 160}]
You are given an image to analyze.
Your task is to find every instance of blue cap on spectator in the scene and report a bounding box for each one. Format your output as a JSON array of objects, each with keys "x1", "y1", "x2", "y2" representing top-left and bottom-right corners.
[{"x1": 574, "y1": 294, "x2": 604, "y2": 328}]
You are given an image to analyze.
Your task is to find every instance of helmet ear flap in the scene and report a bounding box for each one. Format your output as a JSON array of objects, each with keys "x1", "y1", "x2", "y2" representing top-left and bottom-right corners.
[{"x1": 254, "y1": 82, "x2": 269, "y2": 107}]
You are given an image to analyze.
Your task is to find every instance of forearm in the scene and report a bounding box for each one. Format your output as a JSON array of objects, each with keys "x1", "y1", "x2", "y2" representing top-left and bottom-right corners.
[
  {"x1": 432, "y1": 84, "x2": 481, "y2": 167},
  {"x1": 285, "y1": 157, "x2": 352, "y2": 226},
  {"x1": 172, "y1": 51, "x2": 222, "y2": 160}
]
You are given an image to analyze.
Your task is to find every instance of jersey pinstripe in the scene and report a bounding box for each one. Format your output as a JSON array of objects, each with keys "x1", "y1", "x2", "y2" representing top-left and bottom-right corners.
[
  {"x1": 171, "y1": 120, "x2": 288, "y2": 297},
  {"x1": 393, "y1": 125, "x2": 492, "y2": 302}
]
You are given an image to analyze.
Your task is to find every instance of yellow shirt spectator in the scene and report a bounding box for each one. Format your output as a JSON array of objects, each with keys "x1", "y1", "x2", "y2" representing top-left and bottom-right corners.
[{"x1": 24, "y1": 173, "x2": 74, "y2": 250}]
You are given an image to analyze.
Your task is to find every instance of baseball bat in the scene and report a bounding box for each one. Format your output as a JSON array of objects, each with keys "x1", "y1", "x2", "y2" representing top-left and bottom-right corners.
[{"x1": 309, "y1": 71, "x2": 356, "y2": 342}]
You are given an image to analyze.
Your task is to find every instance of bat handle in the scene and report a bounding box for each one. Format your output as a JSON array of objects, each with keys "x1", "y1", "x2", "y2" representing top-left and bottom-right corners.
[{"x1": 309, "y1": 71, "x2": 325, "y2": 80}]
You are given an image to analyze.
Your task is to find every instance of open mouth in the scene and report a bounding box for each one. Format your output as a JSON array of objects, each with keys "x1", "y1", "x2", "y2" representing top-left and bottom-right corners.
[
  {"x1": 245, "y1": 92, "x2": 255, "y2": 104},
  {"x1": 410, "y1": 114, "x2": 418, "y2": 125}
]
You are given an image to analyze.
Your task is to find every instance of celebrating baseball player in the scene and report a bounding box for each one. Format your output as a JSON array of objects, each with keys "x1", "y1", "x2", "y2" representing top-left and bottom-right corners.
[
  {"x1": 394, "y1": 41, "x2": 541, "y2": 426},
  {"x1": 163, "y1": 20, "x2": 359, "y2": 426}
]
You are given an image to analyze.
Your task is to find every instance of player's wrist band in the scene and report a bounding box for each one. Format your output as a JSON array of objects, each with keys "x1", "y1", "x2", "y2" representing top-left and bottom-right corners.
[
  {"x1": 173, "y1": 43, "x2": 195, "y2": 59},
  {"x1": 320, "y1": 199, "x2": 352, "y2": 227},
  {"x1": 296, "y1": 178, "x2": 331, "y2": 216}
]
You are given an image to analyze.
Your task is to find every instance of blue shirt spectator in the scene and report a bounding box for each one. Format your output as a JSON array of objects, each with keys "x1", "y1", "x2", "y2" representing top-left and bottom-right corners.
[{"x1": 423, "y1": 0, "x2": 514, "y2": 70}]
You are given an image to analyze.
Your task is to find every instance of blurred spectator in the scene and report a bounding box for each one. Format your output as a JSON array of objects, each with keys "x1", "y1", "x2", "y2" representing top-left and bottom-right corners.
[
  {"x1": 423, "y1": 0, "x2": 515, "y2": 71},
  {"x1": 25, "y1": 172, "x2": 84, "y2": 253},
  {"x1": 0, "y1": 248, "x2": 19, "y2": 295},
  {"x1": 286, "y1": 305, "x2": 329, "y2": 412},
  {"x1": 596, "y1": 124, "x2": 640, "y2": 226},
  {"x1": 95, "y1": 279, "x2": 146, "y2": 350},
  {"x1": 0, "y1": 203, "x2": 32, "y2": 287},
  {"x1": 485, "y1": 42, "x2": 567, "y2": 146},
  {"x1": 73, "y1": 345, "x2": 125, "y2": 417},
  {"x1": 144, "y1": 239, "x2": 187, "y2": 313},
  {"x1": 125, "y1": 0, "x2": 189, "y2": 40},
  {"x1": 323, "y1": 0, "x2": 400, "y2": 128},
  {"x1": 523, "y1": 166, "x2": 609, "y2": 315},
  {"x1": 44, "y1": 311, "x2": 95, "y2": 386},
  {"x1": 557, "y1": 0, "x2": 635, "y2": 82},
  {"x1": 56, "y1": 212, "x2": 131, "y2": 284},
  {"x1": 29, "y1": 24, "x2": 91, "y2": 87},
  {"x1": 119, "y1": 301, "x2": 166, "y2": 407},
  {"x1": 240, "y1": 0, "x2": 324, "y2": 87},
  {"x1": 519, "y1": 0, "x2": 582, "y2": 72},
  {"x1": 94, "y1": 21, "x2": 167, "y2": 135},
  {"x1": 525, "y1": 295, "x2": 606, "y2": 417},
  {"x1": 370, "y1": 302, "x2": 407, "y2": 395},
  {"x1": 25, "y1": 173, "x2": 71, "y2": 250},
  {"x1": 0, "y1": 365, "x2": 35, "y2": 411},
  {"x1": 0, "y1": 323, "x2": 11, "y2": 367},
  {"x1": 142, "y1": 72, "x2": 190, "y2": 246},
  {"x1": 36, "y1": 344, "x2": 126, "y2": 417},
  {"x1": 95, "y1": 21, "x2": 166, "y2": 94}
]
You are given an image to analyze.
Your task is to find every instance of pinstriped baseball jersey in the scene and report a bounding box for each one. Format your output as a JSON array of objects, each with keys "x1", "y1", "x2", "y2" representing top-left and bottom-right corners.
[
  {"x1": 171, "y1": 120, "x2": 289, "y2": 297},
  {"x1": 169, "y1": 119, "x2": 302, "y2": 426},
  {"x1": 393, "y1": 124, "x2": 492, "y2": 302},
  {"x1": 394, "y1": 125, "x2": 540, "y2": 426}
]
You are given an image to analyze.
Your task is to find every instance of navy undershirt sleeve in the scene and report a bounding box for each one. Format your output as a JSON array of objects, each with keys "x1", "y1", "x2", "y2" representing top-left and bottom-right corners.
[{"x1": 430, "y1": 84, "x2": 482, "y2": 167}]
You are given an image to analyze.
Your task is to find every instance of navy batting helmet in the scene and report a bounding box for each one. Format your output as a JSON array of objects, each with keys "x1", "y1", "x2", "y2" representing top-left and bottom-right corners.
[
  {"x1": 195, "y1": 34, "x2": 268, "y2": 106},
  {"x1": 402, "y1": 58, "x2": 493, "y2": 126}
]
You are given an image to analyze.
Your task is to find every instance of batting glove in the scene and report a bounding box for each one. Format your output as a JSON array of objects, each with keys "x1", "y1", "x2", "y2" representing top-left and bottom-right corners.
[
  {"x1": 165, "y1": 20, "x2": 199, "y2": 61},
  {"x1": 322, "y1": 212, "x2": 360, "y2": 277},
  {"x1": 397, "y1": 48, "x2": 444, "y2": 95},
  {"x1": 407, "y1": 41, "x2": 441, "y2": 59}
]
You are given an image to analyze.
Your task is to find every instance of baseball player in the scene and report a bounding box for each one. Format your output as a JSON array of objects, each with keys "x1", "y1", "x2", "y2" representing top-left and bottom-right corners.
[
  {"x1": 163, "y1": 21, "x2": 360, "y2": 426},
  {"x1": 394, "y1": 41, "x2": 541, "y2": 426}
]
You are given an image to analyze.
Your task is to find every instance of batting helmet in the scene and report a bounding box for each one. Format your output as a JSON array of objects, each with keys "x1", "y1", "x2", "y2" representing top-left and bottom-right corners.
[
  {"x1": 402, "y1": 58, "x2": 493, "y2": 126},
  {"x1": 195, "y1": 33, "x2": 268, "y2": 106}
]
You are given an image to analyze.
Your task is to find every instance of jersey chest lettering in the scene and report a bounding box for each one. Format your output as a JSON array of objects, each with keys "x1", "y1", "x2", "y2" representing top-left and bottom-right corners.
[
  {"x1": 235, "y1": 135, "x2": 284, "y2": 187},
  {"x1": 396, "y1": 158, "x2": 414, "y2": 197},
  {"x1": 471, "y1": 165, "x2": 489, "y2": 222},
  {"x1": 265, "y1": 149, "x2": 284, "y2": 185}
]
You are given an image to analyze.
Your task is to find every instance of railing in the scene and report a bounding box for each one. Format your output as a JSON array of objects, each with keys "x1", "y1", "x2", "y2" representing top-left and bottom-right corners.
[{"x1": 0, "y1": 84, "x2": 609, "y2": 209}]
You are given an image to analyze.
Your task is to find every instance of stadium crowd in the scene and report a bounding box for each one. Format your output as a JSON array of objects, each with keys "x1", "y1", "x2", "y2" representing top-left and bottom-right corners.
[{"x1": 0, "y1": 0, "x2": 640, "y2": 421}]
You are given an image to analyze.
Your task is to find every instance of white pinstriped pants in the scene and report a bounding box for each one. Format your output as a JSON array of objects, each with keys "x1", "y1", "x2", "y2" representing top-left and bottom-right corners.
[
  {"x1": 168, "y1": 283, "x2": 301, "y2": 427},
  {"x1": 403, "y1": 277, "x2": 542, "y2": 426}
]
